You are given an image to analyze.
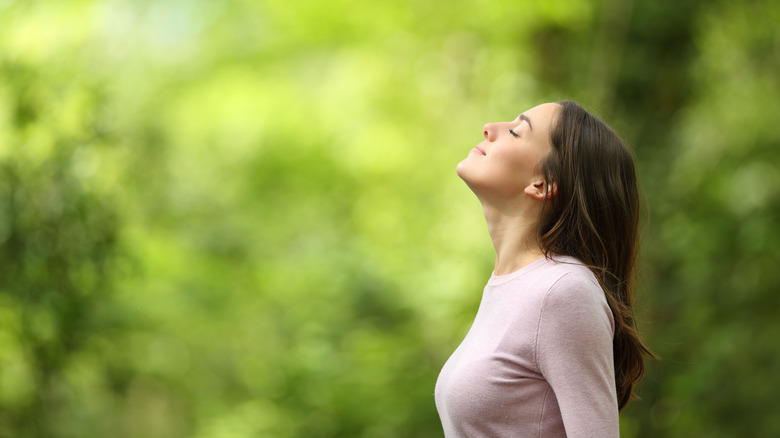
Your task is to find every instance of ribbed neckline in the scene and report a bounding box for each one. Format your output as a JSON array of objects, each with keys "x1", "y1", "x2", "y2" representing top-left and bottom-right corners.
[{"x1": 487, "y1": 255, "x2": 551, "y2": 287}]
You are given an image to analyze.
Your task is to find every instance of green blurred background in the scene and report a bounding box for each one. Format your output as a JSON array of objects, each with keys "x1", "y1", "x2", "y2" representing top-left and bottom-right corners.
[{"x1": 1, "y1": 0, "x2": 778, "y2": 437}]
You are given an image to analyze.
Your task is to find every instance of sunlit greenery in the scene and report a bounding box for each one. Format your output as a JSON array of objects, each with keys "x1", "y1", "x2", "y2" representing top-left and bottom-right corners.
[{"x1": 1, "y1": 0, "x2": 778, "y2": 437}]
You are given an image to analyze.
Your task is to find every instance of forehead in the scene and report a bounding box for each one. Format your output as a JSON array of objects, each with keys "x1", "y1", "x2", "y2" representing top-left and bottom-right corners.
[{"x1": 523, "y1": 103, "x2": 560, "y2": 135}]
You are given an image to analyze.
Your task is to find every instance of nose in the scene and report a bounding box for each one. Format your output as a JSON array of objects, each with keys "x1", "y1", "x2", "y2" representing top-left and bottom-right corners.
[{"x1": 483, "y1": 123, "x2": 495, "y2": 142}]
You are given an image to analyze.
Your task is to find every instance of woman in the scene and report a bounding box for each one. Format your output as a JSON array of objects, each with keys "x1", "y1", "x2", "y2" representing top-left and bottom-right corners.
[{"x1": 435, "y1": 101, "x2": 655, "y2": 437}]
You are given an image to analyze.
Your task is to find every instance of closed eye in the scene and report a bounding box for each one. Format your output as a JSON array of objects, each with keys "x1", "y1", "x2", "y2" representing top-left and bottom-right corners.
[{"x1": 509, "y1": 128, "x2": 519, "y2": 138}]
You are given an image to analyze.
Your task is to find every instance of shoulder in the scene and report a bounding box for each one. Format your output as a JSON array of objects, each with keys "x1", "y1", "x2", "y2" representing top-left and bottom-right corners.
[
  {"x1": 538, "y1": 256, "x2": 614, "y2": 332},
  {"x1": 542, "y1": 255, "x2": 603, "y2": 300},
  {"x1": 534, "y1": 258, "x2": 615, "y2": 368}
]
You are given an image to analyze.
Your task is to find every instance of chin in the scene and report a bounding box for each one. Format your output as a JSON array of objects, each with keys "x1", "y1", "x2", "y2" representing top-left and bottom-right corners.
[
  {"x1": 456, "y1": 161, "x2": 481, "y2": 195},
  {"x1": 456, "y1": 159, "x2": 470, "y2": 181}
]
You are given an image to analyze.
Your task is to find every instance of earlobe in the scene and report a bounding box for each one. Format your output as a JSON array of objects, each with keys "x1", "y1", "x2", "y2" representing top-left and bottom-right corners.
[{"x1": 524, "y1": 180, "x2": 557, "y2": 201}]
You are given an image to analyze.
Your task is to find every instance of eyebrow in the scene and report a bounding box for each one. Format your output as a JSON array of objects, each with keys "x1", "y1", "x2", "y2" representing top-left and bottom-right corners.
[{"x1": 518, "y1": 114, "x2": 533, "y2": 131}]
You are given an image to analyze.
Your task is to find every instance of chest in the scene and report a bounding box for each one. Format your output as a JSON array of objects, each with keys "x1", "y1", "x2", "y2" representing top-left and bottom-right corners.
[{"x1": 435, "y1": 290, "x2": 556, "y2": 429}]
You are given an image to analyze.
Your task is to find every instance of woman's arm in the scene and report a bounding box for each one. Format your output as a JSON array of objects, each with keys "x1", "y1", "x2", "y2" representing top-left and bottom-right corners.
[{"x1": 536, "y1": 272, "x2": 620, "y2": 437}]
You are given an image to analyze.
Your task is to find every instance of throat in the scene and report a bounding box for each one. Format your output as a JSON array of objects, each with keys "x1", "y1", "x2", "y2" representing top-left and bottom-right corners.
[{"x1": 493, "y1": 249, "x2": 546, "y2": 275}]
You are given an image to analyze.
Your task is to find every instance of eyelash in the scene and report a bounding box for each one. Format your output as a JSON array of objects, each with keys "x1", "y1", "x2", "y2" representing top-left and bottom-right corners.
[{"x1": 509, "y1": 128, "x2": 519, "y2": 138}]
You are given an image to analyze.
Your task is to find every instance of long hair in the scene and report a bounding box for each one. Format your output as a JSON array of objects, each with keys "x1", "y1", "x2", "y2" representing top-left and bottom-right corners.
[{"x1": 538, "y1": 100, "x2": 656, "y2": 411}]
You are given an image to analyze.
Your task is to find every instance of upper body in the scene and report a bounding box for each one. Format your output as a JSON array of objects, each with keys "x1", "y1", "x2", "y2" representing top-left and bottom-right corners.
[
  {"x1": 437, "y1": 100, "x2": 653, "y2": 436},
  {"x1": 435, "y1": 255, "x2": 618, "y2": 437}
]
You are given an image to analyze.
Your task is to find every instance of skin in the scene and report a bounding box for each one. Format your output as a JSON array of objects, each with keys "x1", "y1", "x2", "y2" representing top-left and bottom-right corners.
[{"x1": 456, "y1": 102, "x2": 561, "y2": 275}]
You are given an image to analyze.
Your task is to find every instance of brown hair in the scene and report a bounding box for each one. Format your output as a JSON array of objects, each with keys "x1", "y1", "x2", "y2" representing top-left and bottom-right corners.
[{"x1": 539, "y1": 100, "x2": 656, "y2": 411}]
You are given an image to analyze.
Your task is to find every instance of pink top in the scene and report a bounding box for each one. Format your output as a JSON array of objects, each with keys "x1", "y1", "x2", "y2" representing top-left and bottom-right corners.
[{"x1": 435, "y1": 255, "x2": 619, "y2": 437}]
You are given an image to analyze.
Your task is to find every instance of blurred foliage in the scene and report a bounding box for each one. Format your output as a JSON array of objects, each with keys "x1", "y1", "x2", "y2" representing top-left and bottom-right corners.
[{"x1": 0, "y1": 0, "x2": 778, "y2": 437}]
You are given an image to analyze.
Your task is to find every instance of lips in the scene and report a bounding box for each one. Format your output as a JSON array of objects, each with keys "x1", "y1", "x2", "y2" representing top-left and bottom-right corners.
[{"x1": 476, "y1": 145, "x2": 486, "y2": 155}]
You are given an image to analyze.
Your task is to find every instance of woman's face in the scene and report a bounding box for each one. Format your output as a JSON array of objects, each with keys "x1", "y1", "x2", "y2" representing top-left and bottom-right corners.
[{"x1": 456, "y1": 102, "x2": 559, "y2": 202}]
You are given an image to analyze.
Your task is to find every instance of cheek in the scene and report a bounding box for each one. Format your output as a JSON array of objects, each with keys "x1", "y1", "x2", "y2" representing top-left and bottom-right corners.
[
  {"x1": 509, "y1": 149, "x2": 544, "y2": 179},
  {"x1": 495, "y1": 148, "x2": 537, "y2": 179}
]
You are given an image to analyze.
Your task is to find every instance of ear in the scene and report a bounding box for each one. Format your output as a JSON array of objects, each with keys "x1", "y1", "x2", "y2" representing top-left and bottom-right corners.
[{"x1": 524, "y1": 179, "x2": 557, "y2": 201}]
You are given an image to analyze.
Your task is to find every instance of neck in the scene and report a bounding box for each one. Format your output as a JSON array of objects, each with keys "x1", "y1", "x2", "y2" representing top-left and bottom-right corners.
[{"x1": 482, "y1": 203, "x2": 545, "y2": 275}]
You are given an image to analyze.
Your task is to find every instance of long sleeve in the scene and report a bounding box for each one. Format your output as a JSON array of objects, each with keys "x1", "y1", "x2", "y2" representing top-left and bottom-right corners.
[{"x1": 536, "y1": 273, "x2": 619, "y2": 437}]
